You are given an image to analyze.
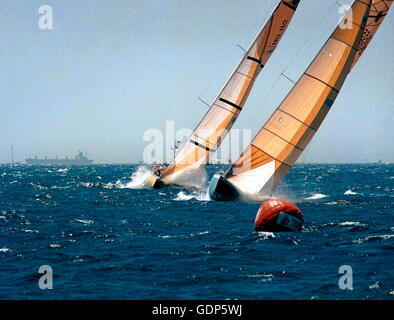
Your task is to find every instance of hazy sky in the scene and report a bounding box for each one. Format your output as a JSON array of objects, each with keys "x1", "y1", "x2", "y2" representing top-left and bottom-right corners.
[{"x1": 1, "y1": 0, "x2": 393, "y2": 164}]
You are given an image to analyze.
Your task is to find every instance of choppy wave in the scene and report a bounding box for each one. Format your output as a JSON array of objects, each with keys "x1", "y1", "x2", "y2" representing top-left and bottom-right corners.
[
  {"x1": 256, "y1": 232, "x2": 275, "y2": 240},
  {"x1": 352, "y1": 234, "x2": 394, "y2": 244},
  {"x1": 74, "y1": 219, "x2": 95, "y2": 225},
  {"x1": 339, "y1": 221, "x2": 366, "y2": 227},
  {"x1": 174, "y1": 191, "x2": 210, "y2": 201},
  {"x1": 344, "y1": 189, "x2": 358, "y2": 195},
  {"x1": 1, "y1": 163, "x2": 393, "y2": 299},
  {"x1": 305, "y1": 193, "x2": 327, "y2": 200},
  {"x1": 114, "y1": 166, "x2": 152, "y2": 189}
]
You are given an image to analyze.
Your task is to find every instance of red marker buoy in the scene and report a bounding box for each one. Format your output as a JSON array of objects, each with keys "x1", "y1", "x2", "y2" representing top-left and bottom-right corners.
[{"x1": 254, "y1": 199, "x2": 303, "y2": 232}]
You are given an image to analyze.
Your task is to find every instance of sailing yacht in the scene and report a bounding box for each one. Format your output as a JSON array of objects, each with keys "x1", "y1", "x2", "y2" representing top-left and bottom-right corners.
[
  {"x1": 208, "y1": 0, "x2": 393, "y2": 201},
  {"x1": 146, "y1": 0, "x2": 301, "y2": 188}
]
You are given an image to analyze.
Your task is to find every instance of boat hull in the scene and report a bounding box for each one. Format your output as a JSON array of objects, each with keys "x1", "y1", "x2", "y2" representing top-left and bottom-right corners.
[
  {"x1": 208, "y1": 174, "x2": 240, "y2": 201},
  {"x1": 146, "y1": 172, "x2": 164, "y2": 189}
]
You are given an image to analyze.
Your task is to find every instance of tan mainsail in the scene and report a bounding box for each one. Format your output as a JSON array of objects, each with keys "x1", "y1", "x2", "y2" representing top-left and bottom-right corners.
[
  {"x1": 220, "y1": 0, "x2": 385, "y2": 196},
  {"x1": 160, "y1": 0, "x2": 300, "y2": 185}
]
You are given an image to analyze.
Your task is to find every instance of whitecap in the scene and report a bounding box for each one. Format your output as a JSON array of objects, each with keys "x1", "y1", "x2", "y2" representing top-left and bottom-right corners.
[
  {"x1": 174, "y1": 191, "x2": 193, "y2": 201},
  {"x1": 339, "y1": 221, "x2": 365, "y2": 227},
  {"x1": 352, "y1": 234, "x2": 394, "y2": 244},
  {"x1": 257, "y1": 232, "x2": 275, "y2": 240},
  {"x1": 196, "y1": 231, "x2": 209, "y2": 235},
  {"x1": 174, "y1": 191, "x2": 210, "y2": 201},
  {"x1": 306, "y1": 193, "x2": 327, "y2": 200},
  {"x1": 0, "y1": 248, "x2": 10, "y2": 252},
  {"x1": 114, "y1": 166, "x2": 152, "y2": 189},
  {"x1": 23, "y1": 229, "x2": 40, "y2": 233},
  {"x1": 369, "y1": 281, "x2": 380, "y2": 290},
  {"x1": 245, "y1": 274, "x2": 274, "y2": 282},
  {"x1": 81, "y1": 182, "x2": 94, "y2": 188},
  {"x1": 49, "y1": 244, "x2": 61, "y2": 248},
  {"x1": 325, "y1": 201, "x2": 338, "y2": 205},
  {"x1": 74, "y1": 219, "x2": 94, "y2": 225},
  {"x1": 344, "y1": 189, "x2": 358, "y2": 195},
  {"x1": 57, "y1": 168, "x2": 68, "y2": 173},
  {"x1": 159, "y1": 235, "x2": 173, "y2": 239},
  {"x1": 189, "y1": 231, "x2": 210, "y2": 237}
]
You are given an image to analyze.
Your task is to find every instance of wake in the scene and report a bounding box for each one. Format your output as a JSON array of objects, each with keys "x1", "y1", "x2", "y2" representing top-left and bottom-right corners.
[{"x1": 173, "y1": 190, "x2": 210, "y2": 201}]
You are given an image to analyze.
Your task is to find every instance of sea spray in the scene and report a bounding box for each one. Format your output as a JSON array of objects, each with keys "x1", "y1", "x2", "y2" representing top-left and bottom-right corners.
[
  {"x1": 174, "y1": 190, "x2": 210, "y2": 201},
  {"x1": 115, "y1": 166, "x2": 152, "y2": 189},
  {"x1": 305, "y1": 193, "x2": 327, "y2": 200}
]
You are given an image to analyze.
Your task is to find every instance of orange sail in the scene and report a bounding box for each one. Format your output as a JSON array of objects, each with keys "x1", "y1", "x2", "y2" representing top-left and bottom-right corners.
[
  {"x1": 159, "y1": 0, "x2": 300, "y2": 185},
  {"x1": 351, "y1": 0, "x2": 393, "y2": 69},
  {"x1": 209, "y1": 0, "x2": 391, "y2": 201}
]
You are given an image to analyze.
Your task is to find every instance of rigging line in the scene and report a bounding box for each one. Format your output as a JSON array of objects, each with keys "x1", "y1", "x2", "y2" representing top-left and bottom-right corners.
[
  {"x1": 198, "y1": 97, "x2": 211, "y2": 108},
  {"x1": 280, "y1": 72, "x2": 296, "y2": 84},
  {"x1": 281, "y1": 0, "x2": 342, "y2": 75},
  {"x1": 246, "y1": 71, "x2": 283, "y2": 126},
  {"x1": 236, "y1": 44, "x2": 247, "y2": 52},
  {"x1": 245, "y1": 0, "x2": 341, "y2": 131}
]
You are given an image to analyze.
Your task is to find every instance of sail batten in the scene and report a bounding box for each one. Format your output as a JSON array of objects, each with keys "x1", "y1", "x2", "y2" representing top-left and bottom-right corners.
[{"x1": 160, "y1": 0, "x2": 301, "y2": 185}]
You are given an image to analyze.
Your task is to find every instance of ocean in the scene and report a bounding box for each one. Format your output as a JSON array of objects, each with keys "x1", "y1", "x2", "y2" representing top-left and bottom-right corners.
[{"x1": 0, "y1": 163, "x2": 393, "y2": 300}]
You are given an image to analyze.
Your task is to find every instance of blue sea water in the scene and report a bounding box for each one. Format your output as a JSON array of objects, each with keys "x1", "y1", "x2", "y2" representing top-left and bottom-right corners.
[{"x1": 0, "y1": 163, "x2": 393, "y2": 300}]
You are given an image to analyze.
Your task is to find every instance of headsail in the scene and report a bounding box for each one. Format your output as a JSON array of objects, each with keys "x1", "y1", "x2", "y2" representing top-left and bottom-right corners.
[
  {"x1": 209, "y1": 0, "x2": 390, "y2": 200},
  {"x1": 160, "y1": 0, "x2": 300, "y2": 185}
]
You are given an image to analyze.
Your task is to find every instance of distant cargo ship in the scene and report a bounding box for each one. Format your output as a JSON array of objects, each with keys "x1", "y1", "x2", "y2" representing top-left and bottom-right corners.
[{"x1": 26, "y1": 151, "x2": 93, "y2": 166}]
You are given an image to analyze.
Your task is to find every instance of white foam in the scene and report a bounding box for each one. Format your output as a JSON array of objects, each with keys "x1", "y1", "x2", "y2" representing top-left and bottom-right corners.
[
  {"x1": 339, "y1": 221, "x2": 365, "y2": 227},
  {"x1": 0, "y1": 248, "x2": 10, "y2": 252},
  {"x1": 174, "y1": 191, "x2": 193, "y2": 201},
  {"x1": 352, "y1": 234, "x2": 394, "y2": 244},
  {"x1": 57, "y1": 168, "x2": 68, "y2": 173},
  {"x1": 75, "y1": 219, "x2": 94, "y2": 225},
  {"x1": 245, "y1": 274, "x2": 274, "y2": 282},
  {"x1": 325, "y1": 201, "x2": 338, "y2": 205},
  {"x1": 257, "y1": 232, "x2": 275, "y2": 240},
  {"x1": 369, "y1": 281, "x2": 380, "y2": 290},
  {"x1": 23, "y1": 229, "x2": 40, "y2": 233},
  {"x1": 115, "y1": 166, "x2": 152, "y2": 189},
  {"x1": 344, "y1": 189, "x2": 358, "y2": 195},
  {"x1": 174, "y1": 190, "x2": 210, "y2": 201},
  {"x1": 305, "y1": 193, "x2": 327, "y2": 200}
]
